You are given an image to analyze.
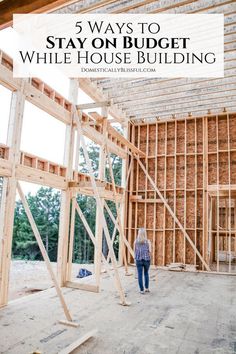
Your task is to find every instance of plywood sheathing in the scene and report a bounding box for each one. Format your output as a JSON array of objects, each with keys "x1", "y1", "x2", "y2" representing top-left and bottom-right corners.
[{"x1": 127, "y1": 113, "x2": 236, "y2": 272}]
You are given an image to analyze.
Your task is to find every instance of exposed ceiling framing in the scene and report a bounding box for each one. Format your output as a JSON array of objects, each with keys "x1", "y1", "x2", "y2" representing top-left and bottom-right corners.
[
  {"x1": 0, "y1": 0, "x2": 235, "y2": 123},
  {"x1": 57, "y1": 0, "x2": 236, "y2": 123}
]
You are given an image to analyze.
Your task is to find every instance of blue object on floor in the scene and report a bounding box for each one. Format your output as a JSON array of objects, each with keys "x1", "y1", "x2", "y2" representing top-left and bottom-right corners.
[{"x1": 77, "y1": 268, "x2": 92, "y2": 278}]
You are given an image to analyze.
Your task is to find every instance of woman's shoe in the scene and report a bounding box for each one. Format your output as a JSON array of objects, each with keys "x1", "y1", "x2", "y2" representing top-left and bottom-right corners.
[
  {"x1": 145, "y1": 289, "x2": 150, "y2": 293},
  {"x1": 140, "y1": 290, "x2": 145, "y2": 294}
]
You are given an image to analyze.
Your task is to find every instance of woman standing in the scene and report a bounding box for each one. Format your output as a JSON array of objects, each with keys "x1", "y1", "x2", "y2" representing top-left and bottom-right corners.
[{"x1": 134, "y1": 228, "x2": 151, "y2": 294}]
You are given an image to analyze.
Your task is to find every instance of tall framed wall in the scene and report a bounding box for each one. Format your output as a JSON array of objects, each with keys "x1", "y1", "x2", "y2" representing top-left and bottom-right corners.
[
  {"x1": 0, "y1": 49, "x2": 135, "y2": 307},
  {"x1": 127, "y1": 113, "x2": 236, "y2": 273}
]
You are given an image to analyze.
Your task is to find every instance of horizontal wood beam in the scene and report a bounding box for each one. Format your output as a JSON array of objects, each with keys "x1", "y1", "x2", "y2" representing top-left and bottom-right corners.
[
  {"x1": 0, "y1": 50, "x2": 72, "y2": 125},
  {"x1": 77, "y1": 100, "x2": 111, "y2": 110},
  {"x1": 131, "y1": 102, "x2": 236, "y2": 121},
  {"x1": 65, "y1": 281, "x2": 99, "y2": 293},
  {"x1": 0, "y1": 144, "x2": 124, "y2": 198},
  {"x1": 132, "y1": 111, "x2": 236, "y2": 126},
  {"x1": 0, "y1": 158, "x2": 11, "y2": 177},
  {"x1": 68, "y1": 180, "x2": 106, "y2": 188}
]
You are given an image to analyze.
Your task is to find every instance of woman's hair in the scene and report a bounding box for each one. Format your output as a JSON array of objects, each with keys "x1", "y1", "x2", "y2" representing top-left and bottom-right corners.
[{"x1": 136, "y1": 228, "x2": 147, "y2": 244}]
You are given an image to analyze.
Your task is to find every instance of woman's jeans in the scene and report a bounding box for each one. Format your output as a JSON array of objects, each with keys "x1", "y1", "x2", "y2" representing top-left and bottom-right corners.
[{"x1": 136, "y1": 259, "x2": 150, "y2": 291}]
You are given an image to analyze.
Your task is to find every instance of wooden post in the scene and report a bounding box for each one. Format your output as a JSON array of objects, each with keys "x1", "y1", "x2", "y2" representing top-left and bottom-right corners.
[
  {"x1": 183, "y1": 119, "x2": 187, "y2": 264},
  {"x1": 67, "y1": 197, "x2": 76, "y2": 281},
  {"x1": 104, "y1": 156, "x2": 134, "y2": 264},
  {"x1": 173, "y1": 120, "x2": 177, "y2": 263},
  {"x1": 118, "y1": 124, "x2": 128, "y2": 266},
  {"x1": 17, "y1": 182, "x2": 75, "y2": 325},
  {"x1": 216, "y1": 115, "x2": 220, "y2": 272},
  {"x1": 106, "y1": 144, "x2": 129, "y2": 274},
  {"x1": 94, "y1": 107, "x2": 107, "y2": 288},
  {"x1": 0, "y1": 81, "x2": 25, "y2": 307},
  {"x1": 127, "y1": 124, "x2": 135, "y2": 264},
  {"x1": 203, "y1": 116, "x2": 209, "y2": 269},
  {"x1": 57, "y1": 79, "x2": 77, "y2": 286},
  {"x1": 227, "y1": 113, "x2": 232, "y2": 272}
]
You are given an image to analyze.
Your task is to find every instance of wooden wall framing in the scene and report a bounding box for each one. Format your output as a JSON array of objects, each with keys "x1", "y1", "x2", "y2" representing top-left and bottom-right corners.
[
  {"x1": 0, "y1": 50, "x2": 138, "y2": 307},
  {"x1": 127, "y1": 113, "x2": 236, "y2": 273}
]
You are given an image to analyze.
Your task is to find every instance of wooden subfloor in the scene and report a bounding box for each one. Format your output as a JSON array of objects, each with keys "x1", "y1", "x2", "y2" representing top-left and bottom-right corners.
[{"x1": 0, "y1": 266, "x2": 236, "y2": 354}]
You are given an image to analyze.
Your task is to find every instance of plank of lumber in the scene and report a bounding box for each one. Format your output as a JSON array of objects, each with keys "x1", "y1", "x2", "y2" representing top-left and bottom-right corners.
[
  {"x1": 65, "y1": 281, "x2": 99, "y2": 293},
  {"x1": 77, "y1": 101, "x2": 110, "y2": 110},
  {"x1": 58, "y1": 329, "x2": 97, "y2": 354},
  {"x1": 131, "y1": 198, "x2": 164, "y2": 203},
  {"x1": 68, "y1": 181, "x2": 106, "y2": 188},
  {"x1": 0, "y1": 158, "x2": 11, "y2": 177},
  {"x1": 129, "y1": 195, "x2": 143, "y2": 201}
]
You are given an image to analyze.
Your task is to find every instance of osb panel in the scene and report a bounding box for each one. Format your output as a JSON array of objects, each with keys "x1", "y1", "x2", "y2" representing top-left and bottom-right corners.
[
  {"x1": 137, "y1": 203, "x2": 145, "y2": 228},
  {"x1": 146, "y1": 203, "x2": 154, "y2": 229},
  {"x1": 197, "y1": 118, "x2": 203, "y2": 153},
  {"x1": 175, "y1": 230, "x2": 184, "y2": 263},
  {"x1": 231, "y1": 151, "x2": 236, "y2": 184},
  {"x1": 129, "y1": 229, "x2": 136, "y2": 256},
  {"x1": 219, "y1": 152, "x2": 229, "y2": 184},
  {"x1": 156, "y1": 204, "x2": 164, "y2": 229},
  {"x1": 156, "y1": 157, "x2": 165, "y2": 190},
  {"x1": 185, "y1": 230, "x2": 195, "y2": 264},
  {"x1": 156, "y1": 231, "x2": 164, "y2": 265},
  {"x1": 147, "y1": 191, "x2": 155, "y2": 199},
  {"x1": 139, "y1": 125, "x2": 147, "y2": 153},
  {"x1": 229, "y1": 114, "x2": 236, "y2": 149},
  {"x1": 196, "y1": 230, "x2": 203, "y2": 267},
  {"x1": 218, "y1": 116, "x2": 228, "y2": 151},
  {"x1": 147, "y1": 230, "x2": 153, "y2": 246},
  {"x1": 208, "y1": 154, "x2": 217, "y2": 185},
  {"x1": 176, "y1": 156, "x2": 185, "y2": 189},
  {"x1": 148, "y1": 124, "x2": 156, "y2": 156},
  {"x1": 177, "y1": 121, "x2": 185, "y2": 154},
  {"x1": 186, "y1": 191, "x2": 195, "y2": 229},
  {"x1": 131, "y1": 203, "x2": 136, "y2": 224},
  {"x1": 187, "y1": 155, "x2": 196, "y2": 189},
  {"x1": 167, "y1": 122, "x2": 175, "y2": 155},
  {"x1": 197, "y1": 155, "x2": 203, "y2": 188},
  {"x1": 132, "y1": 160, "x2": 137, "y2": 191},
  {"x1": 165, "y1": 231, "x2": 173, "y2": 265},
  {"x1": 197, "y1": 191, "x2": 203, "y2": 228},
  {"x1": 138, "y1": 166, "x2": 146, "y2": 190},
  {"x1": 208, "y1": 117, "x2": 217, "y2": 153},
  {"x1": 157, "y1": 123, "x2": 165, "y2": 155},
  {"x1": 165, "y1": 192, "x2": 174, "y2": 229},
  {"x1": 187, "y1": 119, "x2": 196, "y2": 154},
  {"x1": 147, "y1": 158, "x2": 155, "y2": 190},
  {"x1": 176, "y1": 191, "x2": 184, "y2": 225},
  {"x1": 166, "y1": 157, "x2": 174, "y2": 189}
]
